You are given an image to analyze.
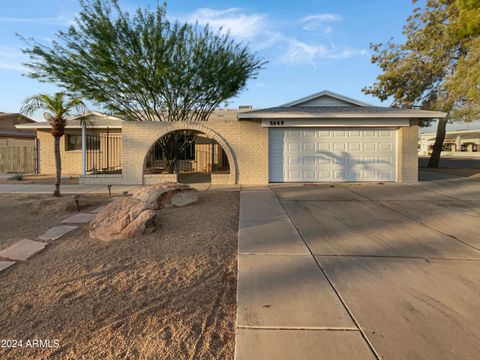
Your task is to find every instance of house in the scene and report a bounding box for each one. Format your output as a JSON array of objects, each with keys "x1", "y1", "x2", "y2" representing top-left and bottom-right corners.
[
  {"x1": 0, "y1": 112, "x2": 36, "y2": 146},
  {"x1": 16, "y1": 91, "x2": 445, "y2": 185},
  {"x1": 419, "y1": 129, "x2": 480, "y2": 157}
]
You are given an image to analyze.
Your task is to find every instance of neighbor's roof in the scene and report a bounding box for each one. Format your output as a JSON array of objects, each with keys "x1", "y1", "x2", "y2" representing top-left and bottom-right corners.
[
  {"x1": 15, "y1": 111, "x2": 124, "y2": 130},
  {"x1": 0, "y1": 112, "x2": 35, "y2": 123},
  {"x1": 238, "y1": 90, "x2": 446, "y2": 120},
  {"x1": 421, "y1": 128, "x2": 480, "y2": 140},
  {"x1": 0, "y1": 112, "x2": 36, "y2": 122},
  {"x1": 0, "y1": 128, "x2": 36, "y2": 138}
]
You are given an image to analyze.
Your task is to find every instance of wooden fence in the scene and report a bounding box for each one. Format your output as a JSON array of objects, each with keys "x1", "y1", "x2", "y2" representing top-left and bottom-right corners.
[{"x1": 0, "y1": 144, "x2": 37, "y2": 174}]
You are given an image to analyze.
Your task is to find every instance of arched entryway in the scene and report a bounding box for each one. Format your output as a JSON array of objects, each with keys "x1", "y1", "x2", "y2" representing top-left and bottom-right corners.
[{"x1": 141, "y1": 123, "x2": 237, "y2": 184}]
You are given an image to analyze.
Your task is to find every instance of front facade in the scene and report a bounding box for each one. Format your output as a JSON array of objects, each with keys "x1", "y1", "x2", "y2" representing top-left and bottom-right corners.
[
  {"x1": 17, "y1": 91, "x2": 445, "y2": 185},
  {"x1": 420, "y1": 129, "x2": 480, "y2": 157}
]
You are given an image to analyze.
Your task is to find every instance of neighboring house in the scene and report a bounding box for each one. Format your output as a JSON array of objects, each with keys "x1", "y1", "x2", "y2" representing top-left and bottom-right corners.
[
  {"x1": 419, "y1": 129, "x2": 480, "y2": 157},
  {"x1": 17, "y1": 90, "x2": 444, "y2": 185},
  {"x1": 0, "y1": 112, "x2": 36, "y2": 146}
]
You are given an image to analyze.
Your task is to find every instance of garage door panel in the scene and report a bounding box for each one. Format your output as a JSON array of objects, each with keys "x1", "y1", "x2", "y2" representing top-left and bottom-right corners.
[
  {"x1": 378, "y1": 142, "x2": 392, "y2": 151},
  {"x1": 269, "y1": 128, "x2": 397, "y2": 182},
  {"x1": 303, "y1": 142, "x2": 315, "y2": 151},
  {"x1": 288, "y1": 156, "x2": 301, "y2": 165},
  {"x1": 348, "y1": 142, "x2": 361, "y2": 151},
  {"x1": 303, "y1": 156, "x2": 316, "y2": 165},
  {"x1": 318, "y1": 156, "x2": 332, "y2": 165}
]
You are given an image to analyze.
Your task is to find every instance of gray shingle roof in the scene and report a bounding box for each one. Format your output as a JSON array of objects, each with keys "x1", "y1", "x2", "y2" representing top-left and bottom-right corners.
[{"x1": 238, "y1": 106, "x2": 446, "y2": 119}]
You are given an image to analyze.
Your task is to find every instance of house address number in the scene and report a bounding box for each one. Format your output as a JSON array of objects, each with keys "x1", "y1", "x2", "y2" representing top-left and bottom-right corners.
[{"x1": 269, "y1": 120, "x2": 284, "y2": 126}]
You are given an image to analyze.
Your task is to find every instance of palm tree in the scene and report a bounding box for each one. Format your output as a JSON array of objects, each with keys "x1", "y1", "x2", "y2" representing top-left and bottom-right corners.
[{"x1": 21, "y1": 93, "x2": 87, "y2": 196}]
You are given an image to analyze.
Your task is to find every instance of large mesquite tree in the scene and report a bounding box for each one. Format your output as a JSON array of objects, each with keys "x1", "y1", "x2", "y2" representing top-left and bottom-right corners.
[
  {"x1": 21, "y1": 0, "x2": 264, "y2": 172},
  {"x1": 363, "y1": 0, "x2": 480, "y2": 168}
]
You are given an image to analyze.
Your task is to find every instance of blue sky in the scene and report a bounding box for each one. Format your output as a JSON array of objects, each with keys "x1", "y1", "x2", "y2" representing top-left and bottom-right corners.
[{"x1": 0, "y1": 0, "x2": 416, "y2": 121}]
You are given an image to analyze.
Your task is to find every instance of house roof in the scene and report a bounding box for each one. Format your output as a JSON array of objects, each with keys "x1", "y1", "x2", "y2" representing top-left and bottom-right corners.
[
  {"x1": 238, "y1": 91, "x2": 446, "y2": 120},
  {"x1": 280, "y1": 90, "x2": 371, "y2": 107},
  {"x1": 0, "y1": 112, "x2": 36, "y2": 123},
  {"x1": 15, "y1": 111, "x2": 124, "y2": 130},
  {"x1": 238, "y1": 106, "x2": 446, "y2": 119}
]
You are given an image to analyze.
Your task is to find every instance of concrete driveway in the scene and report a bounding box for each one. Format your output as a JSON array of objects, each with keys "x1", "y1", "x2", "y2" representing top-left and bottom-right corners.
[{"x1": 236, "y1": 178, "x2": 480, "y2": 360}]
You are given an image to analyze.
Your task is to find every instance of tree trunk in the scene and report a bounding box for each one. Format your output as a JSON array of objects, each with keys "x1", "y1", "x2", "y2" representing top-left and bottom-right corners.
[
  {"x1": 53, "y1": 135, "x2": 62, "y2": 196},
  {"x1": 427, "y1": 117, "x2": 448, "y2": 168}
]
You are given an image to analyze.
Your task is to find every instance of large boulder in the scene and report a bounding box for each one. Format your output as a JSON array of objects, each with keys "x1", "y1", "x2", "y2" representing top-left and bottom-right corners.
[
  {"x1": 130, "y1": 183, "x2": 199, "y2": 210},
  {"x1": 89, "y1": 197, "x2": 156, "y2": 241}
]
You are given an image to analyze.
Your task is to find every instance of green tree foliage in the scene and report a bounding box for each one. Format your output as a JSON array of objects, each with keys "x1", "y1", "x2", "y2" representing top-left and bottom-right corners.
[
  {"x1": 363, "y1": 0, "x2": 480, "y2": 167},
  {"x1": 20, "y1": 0, "x2": 264, "y2": 172},
  {"x1": 20, "y1": 93, "x2": 86, "y2": 196}
]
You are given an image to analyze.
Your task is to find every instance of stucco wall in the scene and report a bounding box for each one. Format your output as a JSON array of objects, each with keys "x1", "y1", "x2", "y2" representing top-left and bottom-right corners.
[
  {"x1": 398, "y1": 121, "x2": 419, "y2": 183},
  {"x1": 38, "y1": 130, "x2": 81, "y2": 175},
  {"x1": 121, "y1": 120, "x2": 268, "y2": 185}
]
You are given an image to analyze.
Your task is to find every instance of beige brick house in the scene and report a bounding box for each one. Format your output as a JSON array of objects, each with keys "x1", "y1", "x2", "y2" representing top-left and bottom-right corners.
[{"x1": 17, "y1": 91, "x2": 445, "y2": 185}]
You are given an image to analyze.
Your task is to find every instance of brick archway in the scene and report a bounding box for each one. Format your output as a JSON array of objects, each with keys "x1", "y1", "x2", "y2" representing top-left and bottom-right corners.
[{"x1": 141, "y1": 122, "x2": 237, "y2": 184}]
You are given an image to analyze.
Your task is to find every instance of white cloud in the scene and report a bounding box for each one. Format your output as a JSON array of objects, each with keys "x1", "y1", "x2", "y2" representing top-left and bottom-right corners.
[
  {"x1": 299, "y1": 13, "x2": 342, "y2": 32},
  {"x1": 0, "y1": 46, "x2": 27, "y2": 72},
  {"x1": 0, "y1": 15, "x2": 74, "y2": 26},
  {"x1": 181, "y1": 7, "x2": 365, "y2": 67},
  {"x1": 300, "y1": 14, "x2": 342, "y2": 23},
  {"x1": 185, "y1": 8, "x2": 267, "y2": 40},
  {"x1": 277, "y1": 38, "x2": 368, "y2": 66}
]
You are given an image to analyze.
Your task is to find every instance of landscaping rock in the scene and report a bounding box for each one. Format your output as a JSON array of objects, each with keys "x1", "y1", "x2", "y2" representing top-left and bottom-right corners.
[
  {"x1": 89, "y1": 197, "x2": 156, "y2": 241},
  {"x1": 130, "y1": 183, "x2": 199, "y2": 210}
]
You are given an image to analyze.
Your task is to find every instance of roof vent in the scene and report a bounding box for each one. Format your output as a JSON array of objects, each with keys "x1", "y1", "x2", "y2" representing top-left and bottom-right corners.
[{"x1": 239, "y1": 105, "x2": 253, "y2": 110}]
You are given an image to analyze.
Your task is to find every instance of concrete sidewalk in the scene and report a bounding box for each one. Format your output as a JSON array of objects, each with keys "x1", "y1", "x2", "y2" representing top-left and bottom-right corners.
[{"x1": 235, "y1": 188, "x2": 376, "y2": 360}]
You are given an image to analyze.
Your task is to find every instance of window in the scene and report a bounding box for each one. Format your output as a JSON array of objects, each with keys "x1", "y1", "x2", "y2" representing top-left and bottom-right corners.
[
  {"x1": 184, "y1": 142, "x2": 195, "y2": 160},
  {"x1": 65, "y1": 134, "x2": 100, "y2": 151},
  {"x1": 66, "y1": 134, "x2": 82, "y2": 151}
]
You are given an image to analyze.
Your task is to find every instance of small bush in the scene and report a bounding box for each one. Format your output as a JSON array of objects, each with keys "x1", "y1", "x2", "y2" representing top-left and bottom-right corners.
[{"x1": 9, "y1": 174, "x2": 24, "y2": 181}]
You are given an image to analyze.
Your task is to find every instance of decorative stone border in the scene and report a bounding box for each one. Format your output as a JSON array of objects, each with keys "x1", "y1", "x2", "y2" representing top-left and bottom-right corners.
[
  {"x1": 143, "y1": 173, "x2": 178, "y2": 184},
  {"x1": 211, "y1": 173, "x2": 232, "y2": 184},
  {"x1": 80, "y1": 174, "x2": 124, "y2": 185}
]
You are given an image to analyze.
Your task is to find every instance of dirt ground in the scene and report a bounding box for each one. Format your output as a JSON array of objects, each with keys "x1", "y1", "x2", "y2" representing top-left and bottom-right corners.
[
  {"x1": 0, "y1": 194, "x2": 110, "y2": 250},
  {"x1": 0, "y1": 191, "x2": 239, "y2": 360}
]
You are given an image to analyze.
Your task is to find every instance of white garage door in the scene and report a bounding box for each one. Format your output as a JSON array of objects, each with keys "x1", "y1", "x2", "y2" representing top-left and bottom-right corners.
[{"x1": 269, "y1": 128, "x2": 397, "y2": 182}]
